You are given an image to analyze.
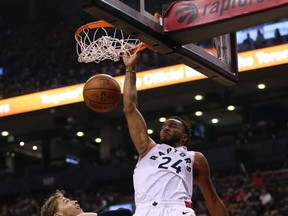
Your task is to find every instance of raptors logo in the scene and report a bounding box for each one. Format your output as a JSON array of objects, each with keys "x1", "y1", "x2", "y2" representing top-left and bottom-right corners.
[{"x1": 175, "y1": 2, "x2": 198, "y2": 25}]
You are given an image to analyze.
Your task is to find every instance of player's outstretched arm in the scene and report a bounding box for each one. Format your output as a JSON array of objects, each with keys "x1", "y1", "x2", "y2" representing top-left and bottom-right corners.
[
  {"x1": 194, "y1": 152, "x2": 229, "y2": 216},
  {"x1": 122, "y1": 54, "x2": 155, "y2": 158}
]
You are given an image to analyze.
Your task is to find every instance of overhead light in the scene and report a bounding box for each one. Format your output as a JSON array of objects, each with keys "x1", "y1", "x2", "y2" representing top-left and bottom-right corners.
[
  {"x1": 147, "y1": 129, "x2": 153, "y2": 134},
  {"x1": 1, "y1": 131, "x2": 9, "y2": 136},
  {"x1": 159, "y1": 117, "x2": 166, "y2": 122},
  {"x1": 257, "y1": 83, "x2": 266, "y2": 89},
  {"x1": 95, "y1": 138, "x2": 102, "y2": 143},
  {"x1": 19, "y1": 141, "x2": 25, "y2": 146},
  {"x1": 195, "y1": 111, "x2": 203, "y2": 116},
  {"x1": 211, "y1": 118, "x2": 219, "y2": 124},
  {"x1": 194, "y1": 95, "x2": 203, "y2": 101},
  {"x1": 76, "y1": 131, "x2": 84, "y2": 137},
  {"x1": 227, "y1": 105, "x2": 235, "y2": 111}
]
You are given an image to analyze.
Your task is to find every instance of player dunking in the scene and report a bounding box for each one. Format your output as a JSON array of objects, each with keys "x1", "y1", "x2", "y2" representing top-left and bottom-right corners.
[{"x1": 122, "y1": 53, "x2": 229, "y2": 216}]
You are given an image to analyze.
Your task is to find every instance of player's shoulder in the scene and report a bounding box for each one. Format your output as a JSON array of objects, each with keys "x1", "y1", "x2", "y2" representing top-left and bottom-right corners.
[
  {"x1": 194, "y1": 151, "x2": 205, "y2": 158},
  {"x1": 185, "y1": 149, "x2": 196, "y2": 156},
  {"x1": 193, "y1": 151, "x2": 209, "y2": 168}
]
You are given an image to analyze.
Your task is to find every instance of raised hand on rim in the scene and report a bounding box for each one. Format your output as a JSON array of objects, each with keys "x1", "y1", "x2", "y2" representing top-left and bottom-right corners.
[{"x1": 123, "y1": 52, "x2": 140, "y2": 68}]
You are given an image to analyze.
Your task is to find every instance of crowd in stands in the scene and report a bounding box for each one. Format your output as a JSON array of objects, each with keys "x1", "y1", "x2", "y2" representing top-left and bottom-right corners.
[
  {"x1": 0, "y1": 169, "x2": 287, "y2": 216},
  {"x1": 238, "y1": 28, "x2": 288, "y2": 52}
]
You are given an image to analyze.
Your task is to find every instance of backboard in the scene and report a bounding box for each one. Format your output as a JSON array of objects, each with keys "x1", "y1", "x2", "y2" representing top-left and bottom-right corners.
[{"x1": 77, "y1": 0, "x2": 288, "y2": 85}]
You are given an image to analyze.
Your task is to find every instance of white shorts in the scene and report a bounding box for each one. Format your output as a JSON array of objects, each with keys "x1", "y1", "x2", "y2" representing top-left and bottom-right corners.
[{"x1": 133, "y1": 200, "x2": 195, "y2": 216}]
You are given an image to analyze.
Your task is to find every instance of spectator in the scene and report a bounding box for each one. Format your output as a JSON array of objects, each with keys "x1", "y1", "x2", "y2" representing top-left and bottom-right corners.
[
  {"x1": 235, "y1": 188, "x2": 248, "y2": 202},
  {"x1": 243, "y1": 33, "x2": 255, "y2": 50},
  {"x1": 246, "y1": 188, "x2": 261, "y2": 208},
  {"x1": 222, "y1": 188, "x2": 236, "y2": 205},
  {"x1": 252, "y1": 170, "x2": 265, "y2": 190},
  {"x1": 273, "y1": 28, "x2": 283, "y2": 44},
  {"x1": 259, "y1": 188, "x2": 273, "y2": 206},
  {"x1": 255, "y1": 29, "x2": 266, "y2": 48}
]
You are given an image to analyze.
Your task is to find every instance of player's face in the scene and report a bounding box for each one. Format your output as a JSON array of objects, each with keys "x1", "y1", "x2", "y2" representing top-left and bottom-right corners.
[
  {"x1": 55, "y1": 197, "x2": 83, "y2": 216},
  {"x1": 159, "y1": 119, "x2": 186, "y2": 146}
]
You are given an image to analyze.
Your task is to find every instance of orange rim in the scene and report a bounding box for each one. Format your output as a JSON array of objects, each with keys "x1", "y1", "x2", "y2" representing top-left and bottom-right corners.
[
  {"x1": 75, "y1": 20, "x2": 154, "y2": 53},
  {"x1": 75, "y1": 20, "x2": 114, "y2": 37}
]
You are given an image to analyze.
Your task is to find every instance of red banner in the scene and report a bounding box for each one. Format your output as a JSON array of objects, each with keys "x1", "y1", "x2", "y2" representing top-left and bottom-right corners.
[{"x1": 164, "y1": 0, "x2": 288, "y2": 32}]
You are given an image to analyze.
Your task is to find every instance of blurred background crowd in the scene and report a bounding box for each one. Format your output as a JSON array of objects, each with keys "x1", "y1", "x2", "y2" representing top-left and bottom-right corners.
[
  {"x1": 0, "y1": 169, "x2": 288, "y2": 216},
  {"x1": 0, "y1": 0, "x2": 288, "y2": 216}
]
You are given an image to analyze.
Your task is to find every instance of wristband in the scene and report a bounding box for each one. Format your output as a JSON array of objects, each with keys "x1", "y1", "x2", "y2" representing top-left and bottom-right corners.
[{"x1": 126, "y1": 68, "x2": 136, "y2": 73}]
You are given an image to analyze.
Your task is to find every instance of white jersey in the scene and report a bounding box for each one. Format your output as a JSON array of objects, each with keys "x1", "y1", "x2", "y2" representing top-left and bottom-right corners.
[{"x1": 133, "y1": 144, "x2": 195, "y2": 207}]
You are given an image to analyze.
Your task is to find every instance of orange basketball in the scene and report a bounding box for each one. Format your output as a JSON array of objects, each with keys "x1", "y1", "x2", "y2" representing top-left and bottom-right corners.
[{"x1": 83, "y1": 74, "x2": 121, "y2": 113}]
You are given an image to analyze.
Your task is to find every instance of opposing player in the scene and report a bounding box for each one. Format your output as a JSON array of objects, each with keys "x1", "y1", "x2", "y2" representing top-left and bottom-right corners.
[
  {"x1": 41, "y1": 190, "x2": 97, "y2": 216},
  {"x1": 122, "y1": 53, "x2": 229, "y2": 216}
]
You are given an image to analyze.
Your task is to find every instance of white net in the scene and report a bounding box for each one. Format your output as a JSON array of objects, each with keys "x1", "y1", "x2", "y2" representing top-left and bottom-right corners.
[{"x1": 75, "y1": 22, "x2": 145, "y2": 63}]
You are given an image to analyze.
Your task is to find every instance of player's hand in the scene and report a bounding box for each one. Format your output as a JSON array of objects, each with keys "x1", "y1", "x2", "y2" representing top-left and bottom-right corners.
[{"x1": 123, "y1": 52, "x2": 140, "y2": 68}]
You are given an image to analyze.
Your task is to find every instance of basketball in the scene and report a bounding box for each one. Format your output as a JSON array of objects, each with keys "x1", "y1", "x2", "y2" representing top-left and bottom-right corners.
[{"x1": 83, "y1": 74, "x2": 121, "y2": 113}]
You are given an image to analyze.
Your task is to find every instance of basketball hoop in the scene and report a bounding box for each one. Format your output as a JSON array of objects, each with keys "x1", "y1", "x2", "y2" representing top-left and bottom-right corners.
[{"x1": 75, "y1": 20, "x2": 150, "y2": 63}]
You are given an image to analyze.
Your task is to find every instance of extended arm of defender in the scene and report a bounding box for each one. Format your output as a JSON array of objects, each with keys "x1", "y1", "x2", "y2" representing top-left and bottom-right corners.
[{"x1": 123, "y1": 54, "x2": 155, "y2": 158}]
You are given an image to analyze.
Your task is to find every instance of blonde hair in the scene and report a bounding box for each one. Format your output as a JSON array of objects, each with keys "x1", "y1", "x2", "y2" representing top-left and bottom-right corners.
[{"x1": 41, "y1": 190, "x2": 65, "y2": 216}]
